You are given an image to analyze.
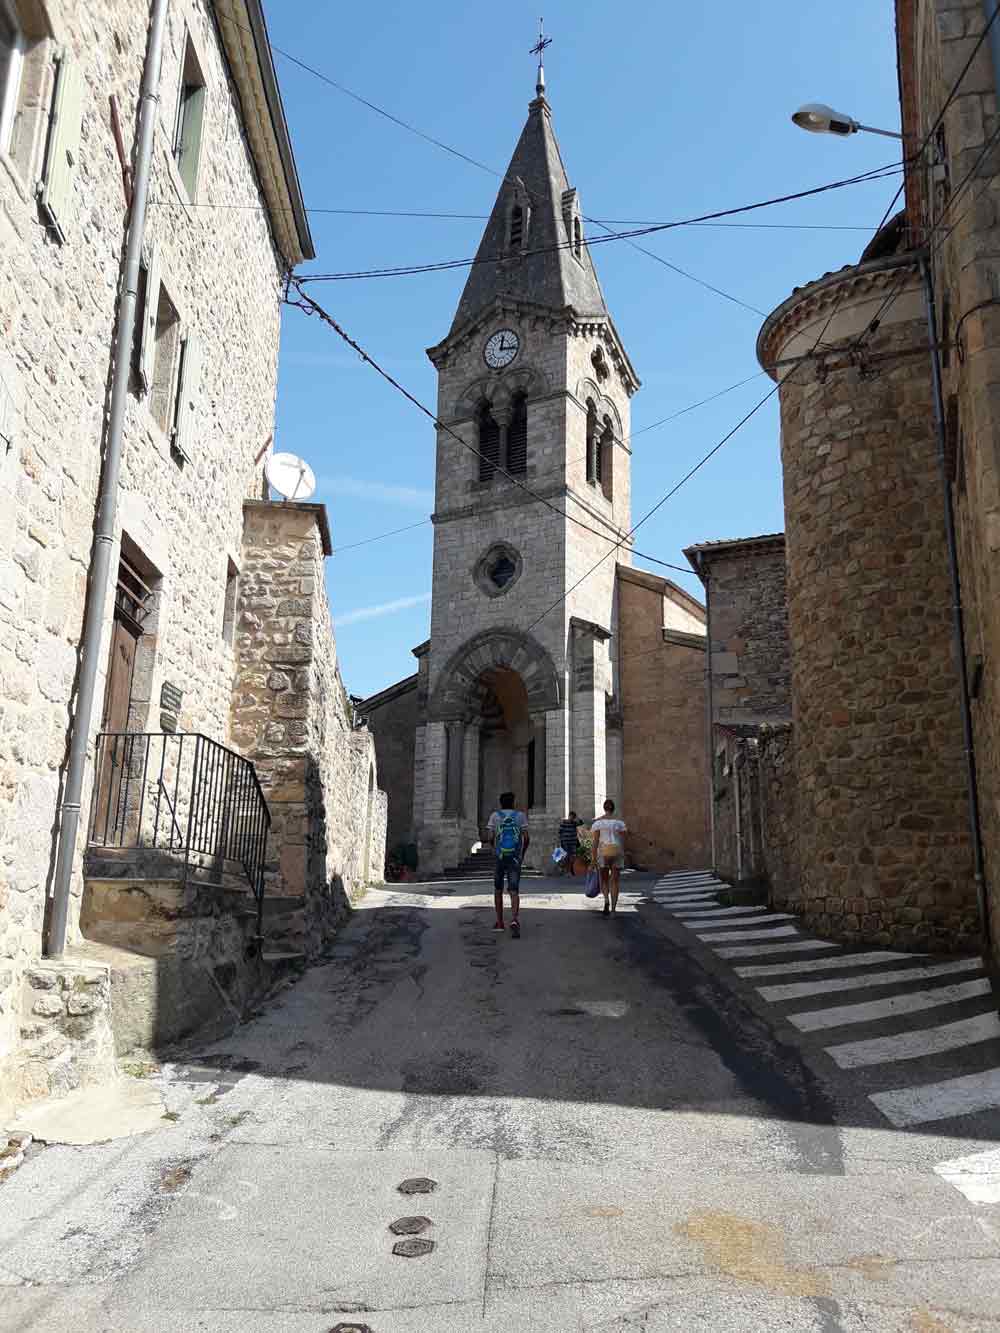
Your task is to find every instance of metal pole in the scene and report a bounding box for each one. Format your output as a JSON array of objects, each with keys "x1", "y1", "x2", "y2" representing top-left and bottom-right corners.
[
  {"x1": 699, "y1": 554, "x2": 717, "y2": 870},
  {"x1": 47, "y1": 0, "x2": 169, "y2": 957},
  {"x1": 919, "y1": 253, "x2": 992, "y2": 964}
]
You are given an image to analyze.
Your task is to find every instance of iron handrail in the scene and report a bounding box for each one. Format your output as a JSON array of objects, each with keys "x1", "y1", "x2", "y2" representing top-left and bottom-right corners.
[{"x1": 88, "y1": 732, "x2": 270, "y2": 937}]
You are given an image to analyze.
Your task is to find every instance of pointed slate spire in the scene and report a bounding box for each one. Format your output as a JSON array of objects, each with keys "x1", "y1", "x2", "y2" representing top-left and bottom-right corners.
[{"x1": 449, "y1": 88, "x2": 608, "y2": 333}]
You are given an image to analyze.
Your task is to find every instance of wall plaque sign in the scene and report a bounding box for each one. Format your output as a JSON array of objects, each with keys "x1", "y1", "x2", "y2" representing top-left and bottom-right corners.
[{"x1": 160, "y1": 681, "x2": 183, "y2": 733}]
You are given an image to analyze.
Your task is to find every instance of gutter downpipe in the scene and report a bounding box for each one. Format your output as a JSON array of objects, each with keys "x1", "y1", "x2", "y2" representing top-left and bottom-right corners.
[
  {"x1": 919, "y1": 252, "x2": 991, "y2": 965},
  {"x1": 46, "y1": 0, "x2": 169, "y2": 957},
  {"x1": 698, "y1": 552, "x2": 717, "y2": 871}
]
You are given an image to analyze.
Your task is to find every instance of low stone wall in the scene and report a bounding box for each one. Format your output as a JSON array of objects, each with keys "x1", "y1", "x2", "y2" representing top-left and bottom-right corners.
[
  {"x1": 231, "y1": 502, "x2": 386, "y2": 958},
  {"x1": 758, "y1": 723, "x2": 799, "y2": 912},
  {"x1": 5, "y1": 958, "x2": 116, "y2": 1114}
]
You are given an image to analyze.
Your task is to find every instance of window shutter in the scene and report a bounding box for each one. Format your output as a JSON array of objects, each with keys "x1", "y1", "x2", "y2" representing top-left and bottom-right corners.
[
  {"x1": 172, "y1": 333, "x2": 201, "y2": 461},
  {"x1": 38, "y1": 53, "x2": 84, "y2": 244},
  {"x1": 177, "y1": 83, "x2": 205, "y2": 199},
  {"x1": 138, "y1": 240, "x2": 160, "y2": 395}
]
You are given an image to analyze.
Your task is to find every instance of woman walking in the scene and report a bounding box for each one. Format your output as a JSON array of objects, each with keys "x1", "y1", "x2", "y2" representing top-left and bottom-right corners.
[{"x1": 591, "y1": 799, "x2": 627, "y2": 915}]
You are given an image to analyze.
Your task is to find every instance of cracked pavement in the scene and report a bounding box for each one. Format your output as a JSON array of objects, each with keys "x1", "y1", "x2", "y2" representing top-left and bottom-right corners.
[{"x1": 2, "y1": 876, "x2": 999, "y2": 1331}]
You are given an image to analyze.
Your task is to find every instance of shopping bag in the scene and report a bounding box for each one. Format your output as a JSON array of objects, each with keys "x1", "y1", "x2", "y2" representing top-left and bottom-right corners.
[
  {"x1": 584, "y1": 867, "x2": 601, "y2": 898},
  {"x1": 551, "y1": 846, "x2": 568, "y2": 864}
]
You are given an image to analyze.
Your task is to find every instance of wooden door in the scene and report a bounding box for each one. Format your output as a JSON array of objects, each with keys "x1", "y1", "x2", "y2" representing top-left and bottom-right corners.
[{"x1": 91, "y1": 610, "x2": 141, "y2": 843}]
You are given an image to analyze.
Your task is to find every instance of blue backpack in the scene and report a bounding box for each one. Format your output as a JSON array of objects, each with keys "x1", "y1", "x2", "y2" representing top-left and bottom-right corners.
[{"x1": 495, "y1": 811, "x2": 521, "y2": 858}]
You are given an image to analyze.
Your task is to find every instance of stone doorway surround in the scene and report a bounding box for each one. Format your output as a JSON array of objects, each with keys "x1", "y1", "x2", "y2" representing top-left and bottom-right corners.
[{"x1": 420, "y1": 628, "x2": 560, "y2": 872}]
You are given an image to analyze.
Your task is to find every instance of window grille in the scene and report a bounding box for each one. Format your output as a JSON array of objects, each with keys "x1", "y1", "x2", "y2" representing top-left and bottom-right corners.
[
  {"x1": 478, "y1": 402, "x2": 500, "y2": 481},
  {"x1": 507, "y1": 393, "x2": 527, "y2": 474}
]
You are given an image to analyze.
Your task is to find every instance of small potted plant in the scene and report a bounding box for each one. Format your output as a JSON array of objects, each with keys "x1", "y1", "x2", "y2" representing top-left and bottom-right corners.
[{"x1": 573, "y1": 830, "x2": 593, "y2": 877}]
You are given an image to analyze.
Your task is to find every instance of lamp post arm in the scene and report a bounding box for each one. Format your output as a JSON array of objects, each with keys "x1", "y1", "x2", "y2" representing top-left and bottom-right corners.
[{"x1": 855, "y1": 123, "x2": 904, "y2": 140}]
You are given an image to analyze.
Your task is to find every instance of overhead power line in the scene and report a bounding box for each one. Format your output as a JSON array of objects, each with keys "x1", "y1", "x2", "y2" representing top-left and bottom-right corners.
[
  {"x1": 149, "y1": 200, "x2": 880, "y2": 232},
  {"x1": 321, "y1": 369, "x2": 768, "y2": 557},
  {"x1": 298, "y1": 164, "x2": 903, "y2": 283}
]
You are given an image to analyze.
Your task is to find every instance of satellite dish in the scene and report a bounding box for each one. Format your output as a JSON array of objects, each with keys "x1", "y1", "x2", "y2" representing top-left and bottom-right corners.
[{"x1": 265, "y1": 451, "x2": 317, "y2": 502}]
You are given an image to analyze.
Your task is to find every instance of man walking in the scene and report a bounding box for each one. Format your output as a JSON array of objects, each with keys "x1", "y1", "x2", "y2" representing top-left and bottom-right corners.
[
  {"x1": 557, "y1": 810, "x2": 583, "y2": 875},
  {"x1": 487, "y1": 791, "x2": 529, "y2": 937}
]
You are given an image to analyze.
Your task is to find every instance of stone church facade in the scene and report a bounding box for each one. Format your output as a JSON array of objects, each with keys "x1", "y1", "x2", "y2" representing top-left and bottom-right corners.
[{"x1": 361, "y1": 76, "x2": 709, "y2": 875}]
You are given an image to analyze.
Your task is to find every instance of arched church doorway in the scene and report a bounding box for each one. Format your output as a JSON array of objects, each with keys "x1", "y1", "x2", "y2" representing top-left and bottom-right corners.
[
  {"x1": 429, "y1": 627, "x2": 560, "y2": 851},
  {"x1": 475, "y1": 667, "x2": 539, "y2": 832}
]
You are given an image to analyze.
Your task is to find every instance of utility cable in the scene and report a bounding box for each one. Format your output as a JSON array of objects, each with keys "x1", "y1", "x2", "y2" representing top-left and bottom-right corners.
[
  {"x1": 285, "y1": 279, "x2": 693, "y2": 574},
  {"x1": 149, "y1": 200, "x2": 880, "y2": 231},
  {"x1": 299, "y1": 165, "x2": 903, "y2": 282},
  {"x1": 322, "y1": 370, "x2": 767, "y2": 557}
]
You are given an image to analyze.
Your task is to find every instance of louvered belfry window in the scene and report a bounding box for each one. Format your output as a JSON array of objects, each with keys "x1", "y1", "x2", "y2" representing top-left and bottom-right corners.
[
  {"x1": 478, "y1": 402, "x2": 500, "y2": 481},
  {"x1": 507, "y1": 393, "x2": 528, "y2": 474},
  {"x1": 585, "y1": 399, "x2": 598, "y2": 483},
  {"x1": 510, "y1": 204, "x2": 524, "y2": 249}
]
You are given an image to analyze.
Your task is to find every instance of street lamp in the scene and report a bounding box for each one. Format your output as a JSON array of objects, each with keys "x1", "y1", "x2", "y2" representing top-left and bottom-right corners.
[{"x1": 791, "y1": 102, "x2": 903, "y2": 139}]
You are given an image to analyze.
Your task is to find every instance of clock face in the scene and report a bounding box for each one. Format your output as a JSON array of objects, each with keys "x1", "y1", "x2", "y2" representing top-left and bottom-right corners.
[{"x1": 484, "y1": 329, "x2": 520, "y2": 369}]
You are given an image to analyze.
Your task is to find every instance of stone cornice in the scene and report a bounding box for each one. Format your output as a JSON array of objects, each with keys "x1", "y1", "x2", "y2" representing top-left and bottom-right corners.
[
  {"x1": 756, "y1": 253, "x2": 921, "y2": 380},
  {"x1": 243, "y1": 500, "x2": 332, "y2": 555},
  {"x1": 356, "y1": 673, "x2": 418, "y2": 712},
  {"x1": 427, "y1": 297, "x2": 640, "y2": 395},
  {"x1": 212, "y1": 0, "x2": 314, "y2": 267}
]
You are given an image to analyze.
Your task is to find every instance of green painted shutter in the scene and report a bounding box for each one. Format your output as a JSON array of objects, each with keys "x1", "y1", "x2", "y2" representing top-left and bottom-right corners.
[
  {"x1": 38, "y1": 53, "x2": 83, "y2": 244},
  {"x1": 176, "y1": 83, "x2": 205, "y2": 200},
  {"x1": 172, "y1": 333, "x2": 201, "y2": 461},
  {"x1": 137, "y1": 240, "x2": 160, "y2": 396}
]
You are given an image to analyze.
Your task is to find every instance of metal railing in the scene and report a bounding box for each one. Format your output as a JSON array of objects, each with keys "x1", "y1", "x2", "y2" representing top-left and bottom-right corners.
[{"x1": 88, "y1": 732, "x2": 270, "y2": 933}]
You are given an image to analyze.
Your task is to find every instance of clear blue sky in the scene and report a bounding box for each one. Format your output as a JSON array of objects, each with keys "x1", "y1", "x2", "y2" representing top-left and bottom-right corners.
[{"x1": 263, "y1": 1, "x2": 901, "y2": 700}]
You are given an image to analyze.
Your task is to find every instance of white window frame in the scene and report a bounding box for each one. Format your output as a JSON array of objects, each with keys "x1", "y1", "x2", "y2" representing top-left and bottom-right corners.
[{"x1": 0, "y1": 0, "x2": 25, "y2": 155}]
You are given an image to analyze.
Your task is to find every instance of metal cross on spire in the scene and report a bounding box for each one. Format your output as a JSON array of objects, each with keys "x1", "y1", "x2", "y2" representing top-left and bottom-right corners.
[{"x1": 530, "y1": 18, "x2": 551, "y2": 98}]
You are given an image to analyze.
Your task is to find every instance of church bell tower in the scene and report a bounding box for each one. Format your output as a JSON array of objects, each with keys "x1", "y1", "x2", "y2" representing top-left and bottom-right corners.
[{"x1": 413, "y1": 53, "x2": 641, "y2": 874}]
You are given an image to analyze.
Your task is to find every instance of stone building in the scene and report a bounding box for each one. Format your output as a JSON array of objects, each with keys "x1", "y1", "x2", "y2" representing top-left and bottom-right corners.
[
  {"x1": 0, "y1": 0, "x2": 384, "y2": 1112},
  {"x1": 684, "y1": 535, "x2": 792, "y2": 888},
  {"x1": 893, "y1": 0, "x2": 1000, "y2": 963},
  {"x1": 360, "y1": 68, "x2": 709, "y2": 875},
  {"x1": 754, "y1": 253, "x2": 975, "y2": 950}
]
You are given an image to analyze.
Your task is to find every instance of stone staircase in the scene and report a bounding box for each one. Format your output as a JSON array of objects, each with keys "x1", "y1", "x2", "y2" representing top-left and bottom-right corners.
[{"x1": 441, "y1": 846, "x2": 542, "y2": 880}]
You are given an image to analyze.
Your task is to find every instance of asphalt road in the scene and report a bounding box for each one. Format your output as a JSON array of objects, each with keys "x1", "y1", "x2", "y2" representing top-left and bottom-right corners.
[{"x1": 3, "y1": 875, "x2": 1000, "y2": 1331}]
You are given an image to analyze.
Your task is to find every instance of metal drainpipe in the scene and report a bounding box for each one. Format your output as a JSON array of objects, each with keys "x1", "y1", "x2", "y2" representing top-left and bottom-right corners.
[
  {"x1": 919, "y1": 253, "x2": 991, "y2": 965},
  {"x1": 46, "y1": 0, "x2": 170, "y2": 957},
  {"x1": 984, "y1": 2, "x2": 1000, "y2": 120},
  {"x1": 699, "y1": 554, "x2": 717, "y2": 870}
]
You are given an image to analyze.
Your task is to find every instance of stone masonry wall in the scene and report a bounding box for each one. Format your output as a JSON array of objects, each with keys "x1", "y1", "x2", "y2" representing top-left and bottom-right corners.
[
  {"x1": 231, "y1": 503, "x2": 385, "y2": 957},
  {"x1": 692, "y1": 540, "x2": 791, "y2": 726},
  {"x1": 760, "y1": 260, "x2": 976, "y2": 950},
  {"x1": 618, "y1": 567, "x2": 709, "y2": 871},
  {"x1": 0, "y1": 0, "x2": 287, "y2": 1097},
  {"x1": 758, "y1": 722, "x2": 799, "y2": 912},
  {"x1": 357, "y1": 677, "x2": 418, "y2": 859},
  {"x1": 904, "y1": 0, "x2": 1000, "y2": 959}
]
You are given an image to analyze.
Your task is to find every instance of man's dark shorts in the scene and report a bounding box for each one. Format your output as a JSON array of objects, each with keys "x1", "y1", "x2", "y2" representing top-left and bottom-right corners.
[{"x1": 494, "y1": 855, "x2": 522, "y2": 894}]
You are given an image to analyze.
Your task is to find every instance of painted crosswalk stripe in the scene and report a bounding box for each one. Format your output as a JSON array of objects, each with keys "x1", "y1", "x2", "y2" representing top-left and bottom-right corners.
[
  {"x1": 871, "y1": 1067, "x2": 1000, "y2": 1128},
  {"x1": 673, "y1": 906, "x2": 766, "y2": 920},
  {"x1": 688, "y1": 913, "x2": 798, "y2": 931},
  {"x1": 934, "y1": 1146, "x2": 1000, "y2": 1203},
  {"x1": 788, "y1": 977, "x2": 992, "y2": 1032},
  {"x1": 650, "y1": 895, "x2": 719, "y2": 906},
  {"x1": 715, "y1": 939, "x2": 842, "y2": 958},
  {"x1": 734, "y1": 951, "x2": 916, "y2": 979},
  {"x1": 827, "y1": 1011, "x2": 1000, "y2": 1070},
  {"x1": 757, "y1": 957, "x2": 982, "y2": 1003},
  {"x1": 696, "y1": 925, "x2": 799, "y2": 943}
]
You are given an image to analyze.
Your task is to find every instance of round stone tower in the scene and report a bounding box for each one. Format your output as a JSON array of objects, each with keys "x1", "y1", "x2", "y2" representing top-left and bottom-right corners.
[{"x1": 757, "y1": 254, "x2": 977, "y2": 950}]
